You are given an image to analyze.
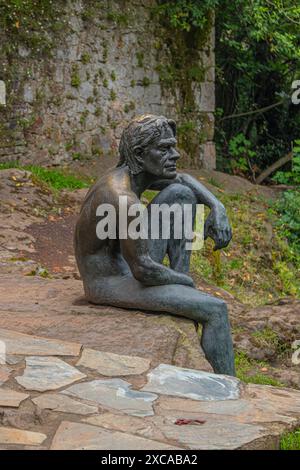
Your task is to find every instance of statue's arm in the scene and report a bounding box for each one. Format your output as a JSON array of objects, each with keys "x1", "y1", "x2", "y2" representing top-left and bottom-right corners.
[
  {"x1": 177, "y1": 173, "x2": 232, "y2": 249},
  {"x1": 149, "y1": 173, "x2": 232, "y2": 250},
  {"x1": 149, "y1": 173, "x2": 223, "y2": 210},
  {"x1": 118, "y1": 195, "x2": 194, "y2": 287}
]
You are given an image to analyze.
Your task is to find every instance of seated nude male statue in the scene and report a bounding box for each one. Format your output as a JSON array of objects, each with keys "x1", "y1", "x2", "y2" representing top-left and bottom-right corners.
[{"x1": 75, "y1": 115, "x2": 235, "y2": 376}]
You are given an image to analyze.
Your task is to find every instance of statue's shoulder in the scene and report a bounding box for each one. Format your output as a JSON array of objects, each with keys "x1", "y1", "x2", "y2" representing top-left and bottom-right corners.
[{"x1": 83, "y1": 166, "x2": 133, "y2": 207}]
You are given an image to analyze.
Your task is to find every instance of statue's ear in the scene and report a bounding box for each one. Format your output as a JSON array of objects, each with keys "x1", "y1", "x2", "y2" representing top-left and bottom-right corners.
[
  {"x1": 134, "y1": 145, "x2": 143, "y2": 158},
  {"x1": 167, "y1": 119, "x2": 176, "y2": 137}
]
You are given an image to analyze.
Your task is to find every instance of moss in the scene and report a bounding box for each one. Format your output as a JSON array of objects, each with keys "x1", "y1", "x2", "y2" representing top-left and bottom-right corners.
[
  {"x1": 0, "y1": 1, "x2": 67, "y2": 55},
  {"x1": 136, "y1": 52, "x2": 144, "y2": 68},
  {"x1": 80, "y1": 110, "x2": 89, "y2": 125},
  {"x1": 94, "y1": 107, "x2": 102, "y2": 117},
  {"x1": 107, "y1": 11, "x2": 129, "y2": 26},
  {"x1": 141, "y1": 77, "x2": 151, "y2": 87},
  {"x1": 9, "y1": 256, "x2": 29, "y2": 262},
  {"x1": 152, "y1": 7, "x2": 213, "y2": 167},
  {"x1": 71, "y1": 65, "x2": 81, "y2": 88},
  {"x1": 110, "y1": 71, "x2": 116, "y2": 81},
  {"x1": 81, "y1": 52, "x2": 91, "y2": 65},
  {"x1": 102, "y1": 40, "x2": 108, "y2": 62},
  {"x1": 124, "y1": 101, "x2": 135, "y2": 113},
  {"x1": 109, "y1": 90, "x2": 117, "y2": 101},
  {"x1": 130, "y1": 80, "x2": 136, "y2": 87}
]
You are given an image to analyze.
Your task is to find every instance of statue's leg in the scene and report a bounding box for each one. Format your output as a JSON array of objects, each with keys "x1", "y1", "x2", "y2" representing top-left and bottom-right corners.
[
  {"x1": 147, "y1": 183, "x2": 196, "y2": 273},
  {"x1": 84, "y1": 183, "x2": 235, "y2": 375},
  {"x1": 87, "y1": 274, "x2": 235, "y2": 376}
]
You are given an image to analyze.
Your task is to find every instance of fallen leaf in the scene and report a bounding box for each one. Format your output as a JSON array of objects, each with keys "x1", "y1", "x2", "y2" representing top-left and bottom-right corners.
[{"x1": 175, "y1": 418, "x2": 206, "y2": 426}]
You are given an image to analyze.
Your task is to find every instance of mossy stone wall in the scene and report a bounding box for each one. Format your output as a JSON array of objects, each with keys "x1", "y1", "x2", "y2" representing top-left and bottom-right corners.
[{"x1": 0, "y1": 0, "x2": 215, "y2": 170}]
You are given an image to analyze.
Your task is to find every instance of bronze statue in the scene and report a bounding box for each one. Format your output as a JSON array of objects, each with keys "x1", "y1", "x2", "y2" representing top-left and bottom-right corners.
[{"x1": 75, "y1": 115, "x2": 235, "y2": 376}]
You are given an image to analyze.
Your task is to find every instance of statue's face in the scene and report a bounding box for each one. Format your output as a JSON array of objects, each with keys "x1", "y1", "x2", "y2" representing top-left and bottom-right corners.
[{"x1": 141, "y1": 125, "x2": 180, "y2": 178}]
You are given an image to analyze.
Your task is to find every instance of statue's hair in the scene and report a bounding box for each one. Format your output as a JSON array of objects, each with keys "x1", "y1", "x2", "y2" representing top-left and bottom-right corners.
[{"x1": 117, "y1": 115, "x2": 176, "y2": 175}]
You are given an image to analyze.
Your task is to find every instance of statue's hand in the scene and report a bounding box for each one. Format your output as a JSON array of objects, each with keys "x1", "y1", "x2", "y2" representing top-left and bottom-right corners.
[{"x1": 204, "y1": 205, "x2": 232, "y2": 251}]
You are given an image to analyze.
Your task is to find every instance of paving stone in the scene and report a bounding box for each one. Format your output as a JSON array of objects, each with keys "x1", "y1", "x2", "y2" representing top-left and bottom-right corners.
[
  {"x1": 0, "y1": 427, "x2": 46, "y2": 446},
  {"x1": 77, "y1": 348, "x2": 151, "y2": 376},
  {"x1": 84, "y1": 413, "x2": 167, "y2": 442},
  {"x1": 0, "y1": 328, "x2": 81, "y2": 357},
  {"x1": 50, "y1": 421, "x2": 179, "y2": 450},
  {"x1": 83, "y1": 412, "x2": 265, "y2": 450},
  {"x1": 0, "y1": 365, "x2": 11, "y2": 385},
  {"x1": 63, "y1": 378, "x2": 157, "y2": 417},
  {"x1": 6, "y1": 355, "x2": 24, "y2": 365},
  {"x1": 15, "y1": 356, "x2": 86, "y2": 391},
  {"x1": 156, "y1": 388, "x2": 300, "y2": 426},
  {"x1": 142, "y1": 364, "x2": 240, "y2": 401},
  {"x1": 33, "y1": 393, "x2": 98, "y2": 415},
  {"x1": 0, "y1": 389, "x2": 29, "y2": 407}
]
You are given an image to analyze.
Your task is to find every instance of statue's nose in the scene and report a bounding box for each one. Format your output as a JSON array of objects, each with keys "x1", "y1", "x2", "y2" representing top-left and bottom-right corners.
[{"x1": 172, "y1": 149, "x2": 180, "y2": 160}]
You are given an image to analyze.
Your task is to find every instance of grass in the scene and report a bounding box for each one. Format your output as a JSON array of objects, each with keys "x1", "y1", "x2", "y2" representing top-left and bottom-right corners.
[
  {"x1": 280, "y1": 429, "x2": 300, "y2": 450},
  {"x1": 189, "y1": 190, "x2": 300, "y2": 306},
  {"x1": 0, "y1": 162, "x2": 89, "y2": 191},
  {"x1": 235, "y1": 351, "x2": 283, "y2": 387},
  {"x1": 251, "y1": 327, "x2": 290, "y2": 358}
]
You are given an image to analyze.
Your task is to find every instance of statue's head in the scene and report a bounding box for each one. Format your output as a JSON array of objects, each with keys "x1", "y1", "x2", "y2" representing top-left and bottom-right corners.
[{"x1": 117, "y1": 114, "x2": 180, "y2": 178}]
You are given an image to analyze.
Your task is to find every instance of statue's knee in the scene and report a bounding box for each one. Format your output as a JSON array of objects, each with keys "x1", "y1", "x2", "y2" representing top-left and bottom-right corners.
[
  {"x1": 211, "y1": 298, "x2": 229, "y2": 323},
  {"x1": 163, "y1": 183, "x2": 196, "y2": 204}
]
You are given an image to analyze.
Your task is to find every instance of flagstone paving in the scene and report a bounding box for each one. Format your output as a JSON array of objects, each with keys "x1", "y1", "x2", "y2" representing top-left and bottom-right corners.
[
  {"x1": 77, "y1": 348, "x2": 151, "y2": 377},
  {"x1": 50, "y1": 421, "x2": 178, "y2": 450},
  {"x1": 0, "y1": 389, "x2": 29, "y2": 408},
  {"x1": 0, "y1": 427, "x2": 47, "y2": 446},
  {"x1": 0, "y1": 365, "x2": 11, "y2": 385},
  {"x1": 0, "y1": 328, "x2": 81, "y2": 357},
  {"x1": 15, "y1": 356, "x2": 86, "y2": 391},
  {"x1": 32, "y1": 394, "x2": 98, "y2": 415},
  {"x1": 63, "y1": 379, "x2": 158, "y2": 417},
  {"x1": 142, "y1": 363, "x2": 240, "y2": 401},
  {"x1": 0, "y1": 327, "x2": 300, "y2": 449}
]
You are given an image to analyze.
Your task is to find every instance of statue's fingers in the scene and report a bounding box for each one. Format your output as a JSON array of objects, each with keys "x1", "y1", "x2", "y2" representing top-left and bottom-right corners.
[{"x1": 213, "y1": 232, "x2": 223, "y2": 251}]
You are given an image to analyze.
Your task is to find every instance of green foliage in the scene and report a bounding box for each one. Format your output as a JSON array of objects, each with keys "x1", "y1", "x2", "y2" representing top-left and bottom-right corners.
[
  {"x1": 273, "y1": 141, "x2": 300, "y2": 185},
  {"x1": 155, "y1": 0, "x2": 218, "y2": 32},
  {"x1": 106, "y1": 10, "x2": 129, "y2": 26},
  {"x1": 189, "y1": 188, "x2": 299, "y2": 305},
  {"x1": 280, "y1": 429, "x2": 300, "y2": 450},
  {"x1": 215, "y1": 0, "x2": 300, "y2": 176},
  {"x1": 274, "y1": 189, "x2": 300, "y2": 258},
  {"x1": 228, "y1": 133, "x2": 257, "y2": 173},
  {"x1": 0, "y1": 162, "x2": 89, "y2": 190}
]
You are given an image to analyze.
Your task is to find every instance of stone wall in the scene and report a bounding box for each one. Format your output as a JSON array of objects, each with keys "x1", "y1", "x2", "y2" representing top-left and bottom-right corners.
[{"x1": 0, "y1": 0, "x2": 215, "y2": 170}]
